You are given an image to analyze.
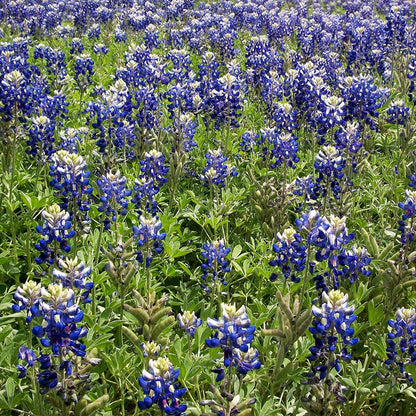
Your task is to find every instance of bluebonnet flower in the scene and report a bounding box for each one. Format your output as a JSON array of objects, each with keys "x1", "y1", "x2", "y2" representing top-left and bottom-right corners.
[
  {"x1": 35, "y1": 204, "x2": 75, "y2": 265},
  {"x1": 196, "y1": 51, "x2": 220, "y2": 112},
  {"x1": 31, "y1": 284, "x2": 87, "y2": 356},
  {"x1": 308, "y1": 290, "x2": 358, "y2": 380},
  {"x1": 59, "y1": 127, "x2": 88, "y2": 153},
  {"x1": 310, "y1": 214, "x2": 355, "y2": 262},
  {"x1": 141, "y1": 341, "x2": 162, "y2": 358},
  {"x1": 335, "y1": 246, "x2": 372, "y2": 284},
  {"x1": 386, "y1": 99, "x2": 410, "y2": 125},
  {"x1": 69, "y1": 38, "x2": 84, "y2": 55},
  {"x1": 177, "y1": 311, "x2": 202, "y2": 336},
  {"x1": 0, "y1": 69, "x2": 33, "y2": 122},
  {"x1": 74, "y1": 54, "x2": 94, "y2": 90},
  {"x1": 318, "y1": 95, "x2": 346, "y2": 134},
  {"x1": 53, "y1": 257, "x2": 93, "y2": 303},
  {"x1": 398, "y1": 190, "x2": 416, "y2": 245},
  {"x1": 201, "y1": 240, "x2": 231, "y2": 288},
  {"x1": 201, "y1": 149, "x2": 237, "y2": 188},
  {"x1": 114, "y1": 27, "x2": 126, "y2": 43},
  {"x1": 12, "y1": 280, "x2": 42, "y2": 322},
  {"x1": 97, "y1": 171, "x2": 131, "y2": 230},
  {"x1": 140, "y1": 150, "x2": 169, "y2": 190},
  {"x1": 26, "y1": 115, "x2": 56, "y2": 162},
  {"x1": 93, "y1": 43, "x2": 109, "y2": 55},
  {"x1": 138, "y1": 357, "x2": 187, "y2": 415},
  {"x1": 33, "y1": 44, "x2": 67, "y2": 83},
  {"x1": 245, "y1": 35, "x2": 283, "y2": 89},
  {"x1": 409, "y1": 172, "x2": 416, "y2": 190},
  {"x1": 49, "y1": 150, "x2": 93, "y2": 230},
  {"x1": 385, "y1": 308, "x2": 416, "y2": 383},
  {"x1": 292, "y1": 175, "x2": 321, "y2": 203},
  {"x1": 132, "y1": 150, "x2": 169, "y2": 216},
  {"x1": 144, "y1": 24, "x2": 160, "y2": 51},
  {"x1": 239, "y1": 130, "x2": 259, "y2": 153},
  {"x1": 170, "y1": 113, "x2": 197, "y2": 153},
  {"x1": 314, "y1": 145, "x2": 345, "y2": 200},
  {"x1": 96, "y1": 5, "x2": 113, "y2": 25},
  {"x1": 132, "y1": 216, "x2": 166, "y2": 267},
  {"x1": 87, "y1": 23, "x2": 101, "y2": 40},
  {"x1": 17, "y1": 346, "x2": 37, "y2": 378},
  {"x1": 273, "y1": 102, "x2": 298, "y2": 132},
  {"x1": 341, "y1": 75, "x2": 389, "y2": 130},
  {"x1": 269, "y1": 227, "x2": 307, "y2": 283},
  {"x1": 210, "y1": 72, "x2": 242, "y2": 128},
  {"x1": 334, "y1": 121, "x2": 362, "y2": 155},
  {"x1": 206, "y1": 304, "x2": 260, "y2": 380},
  {"x1": 261, "y1": 129, "x2": 300, "y2": 169}
]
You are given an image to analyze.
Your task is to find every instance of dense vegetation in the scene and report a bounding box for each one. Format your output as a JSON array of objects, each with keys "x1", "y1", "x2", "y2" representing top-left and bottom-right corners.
[{"x1": 1, "y1": 0, "x2": 416, "y2": 414}]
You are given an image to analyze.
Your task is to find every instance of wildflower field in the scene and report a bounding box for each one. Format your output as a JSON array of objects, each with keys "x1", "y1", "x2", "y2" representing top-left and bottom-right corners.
[{"x1": 2, "y1": 0, "x2": 416, "y2": 414}]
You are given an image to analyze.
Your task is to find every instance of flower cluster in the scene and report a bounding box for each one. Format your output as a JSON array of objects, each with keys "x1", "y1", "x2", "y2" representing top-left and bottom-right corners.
[
  {"x1": 398, "y1": 190, "x2": 416, "y2": 245},
  {"x1": 26, "y1": 115, "x2": 56, "y2": 162},
  {"x1": 385, "y1": 308, "x2": 416, "y2": 383},
  {"x1": 201, "y1": 148, "x2": 237, "y2": 188},
  {"x1": 132, "y1": 150, "x2": 169, "y2": 216},
  {"x1": 269, "y1": 227, "x2": 307, "y2": 283},
  {"x1": 206, "y1": 303, "x2": 260, "y2": 381},
  {"x1": 308, "y1": 290, "x2": 358, "y2": 380},
  {"x1": 138, "y1": 357, "x2": 187, "y2": 415},
  {"x1": 97, "y1": 171, "x2": 131, "y2": 230},
  {"x1": 201, "y1": 240, "x2": 231, "y2": 290},
  {"x1": 15, "y1": 282, "x2": 93, "y2": 397},
  {"x1": 177, "y1": 311, "x2": 202, "y2": 337},
  {"x1": 49, "y1": 150, "x2": 93, "y2": 232},
  {"x1": 386, "y1": 99, "x2": 410, "y2": 125},
  {"x1": 132, "y1": 215, "x2": 166, "y2": 267},
  {"x1": 35, "y1": 204, "x2": 75, "y2": 265},
  {"x1": 52, "y1": 257, "x2": 93, "y2": 303}
]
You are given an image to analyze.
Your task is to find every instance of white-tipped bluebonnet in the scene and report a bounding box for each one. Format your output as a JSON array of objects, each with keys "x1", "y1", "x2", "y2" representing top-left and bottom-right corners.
[
  {"x1": 314, "y1": 145, "x2": 345, "y2": 200},
  {"x1": 97, "y1": 170, "x2": 132, "y2": 230},
  {"x1": 93, "y1": 43, "x2": 109, "y2": 55},
  {"x1": 386, "y1": 308, "x2": 416, "y2": 383},
  {"x1": 32, "y1": 284, "x2": 87, "y2": 357},
  {"x1": 398, "y1": 190, "x2": 416, "y2": 245},
  {"x1": 143, "y1": 24, "x2": 160, "y2": 51},
  {"x1": 53, "y1": 257, "x2": 93, "y2": 303},
  {"x1": 341, "y1": 74, "x2": 389, "y2": 130},
  {"x1": 201, "y1": 240, "x2": 231, "y2": 288},
  {"x1": 308, "y1": 290, "x2": 357, "y2": 380},
  {"x1": 87, "y1": 23, "x2": 101, "y2": 40},
  {"x1": 74, "y1": 54, "x2": 94, "y2": 90},
  {"x1": 273, "y1": 102, "x2": 298, "y2": 132},
  {"x1": 132, "y1": 215, "x2": 166, "y2": 267},
  {"x1": 177, "y1": 311, "x2": 202, "y2": 336},
  {"x1": 26, "y1": 115, "x2": 56, "y2": 162},
  {"x1": 132, "y1": 150, "x2": 169, "y2": 216},
  {"x1": 260, "y1": 128, "x2": 300, "y2": 169},
  {"x1": 141, "y1": 341, "x2": 162, "y2": 358},
  {"x1": 49, "y1": 150, "x2": 93, "y2": 229},
  {"x1": 269, "y1": 227, "x2": 307, "y2": 283},
  {"x1": 206, "y1": 304, "x2": 260, "y2": 381},
  {"x1": 138, "y1": 357, "x2": 187, "y2": 415},
  {"x1": 69, "y1": 38, "x2": 84, "y2": 55},
  {"x1": 12, "y1": 280, "x2": 42, "y2": 322},
  {"x1": 114, "y1": 27, "x2": 126, "y2": 43},
  {"x1": 35, "y1": 204, "x2": 75, "y2": 265},
  {"x1": 386, "y1": 99, "x2": 410, "y2": 125},
  {"x1": 201, "y1": 148, "x2": 237, "y2": 188}
]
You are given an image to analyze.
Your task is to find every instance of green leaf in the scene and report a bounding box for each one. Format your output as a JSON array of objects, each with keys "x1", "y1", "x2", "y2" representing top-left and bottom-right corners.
[
  {"x1": 232, "y1": 244, "x2": 242, "y2": 259},
  {"x1": 5, "y1": 378, "x2": 14, "y2": 401}
]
